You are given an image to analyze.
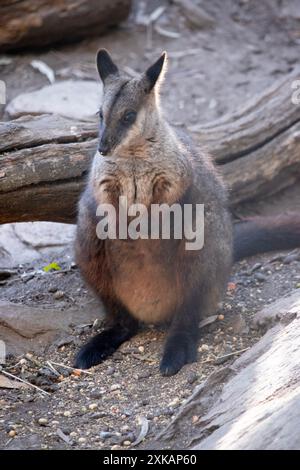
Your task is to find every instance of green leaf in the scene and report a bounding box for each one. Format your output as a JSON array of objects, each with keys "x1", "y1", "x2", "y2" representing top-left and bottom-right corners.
[{"x1": 43, "y1": 262, "x2": 61, "y2": 272}]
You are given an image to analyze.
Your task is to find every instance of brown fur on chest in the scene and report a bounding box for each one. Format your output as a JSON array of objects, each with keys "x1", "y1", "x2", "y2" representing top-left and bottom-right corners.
[{"x1": 106, "y1": 238, "x2": 182, "y2": 323}]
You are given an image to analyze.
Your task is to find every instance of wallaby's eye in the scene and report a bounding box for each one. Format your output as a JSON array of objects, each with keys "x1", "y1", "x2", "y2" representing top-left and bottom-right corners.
[
  {"x1": 122, "y1": 111, "x2": 136, "y2": 125},
  {"x1": 97, "y1": 109, "x2": 104, "y2": 121}
]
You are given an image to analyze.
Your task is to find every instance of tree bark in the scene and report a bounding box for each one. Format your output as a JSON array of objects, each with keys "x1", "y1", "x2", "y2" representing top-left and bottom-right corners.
[
  {"x1": 0, "y1": 69, "x2": 300, "y2": 224},
  {"x1": 0, "y1": 0, "x2": 132, "y2": 52}
]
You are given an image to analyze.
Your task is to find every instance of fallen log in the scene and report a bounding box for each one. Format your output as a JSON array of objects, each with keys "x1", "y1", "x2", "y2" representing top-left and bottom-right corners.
[
  {"x1": 0, "y1": 69, "x2": 300, "y2": 224},
  {"x1": 0, "y1": 0, "x2": 132, "y2": 52}
]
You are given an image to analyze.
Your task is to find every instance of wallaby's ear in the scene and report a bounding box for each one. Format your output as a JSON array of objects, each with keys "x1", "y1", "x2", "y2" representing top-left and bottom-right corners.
[
  {"x1": 144, "y1": 52, "x2": 167, "y2": 92},
  {"x1": 96, "y1": 49, "x2": 119, "y2": 84}
]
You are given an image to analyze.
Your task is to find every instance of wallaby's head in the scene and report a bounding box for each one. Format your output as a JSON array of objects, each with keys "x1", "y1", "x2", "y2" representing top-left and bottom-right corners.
[{"x1": 96, "y1": 49, "x2": 167, "y2": 156}]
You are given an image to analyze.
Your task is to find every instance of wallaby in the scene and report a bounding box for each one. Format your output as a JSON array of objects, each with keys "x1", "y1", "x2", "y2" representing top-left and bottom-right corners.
[{"x1": 75, "y1": 49, "x2": 300, "y2": 375}]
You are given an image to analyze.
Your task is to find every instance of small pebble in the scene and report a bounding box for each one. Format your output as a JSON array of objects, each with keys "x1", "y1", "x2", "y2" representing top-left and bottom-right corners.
[
  {"x1": 110, "y1": 384, "x2": 121, "y2": 391},
  {"x1": 187, "y1": 371, "x2": 198, "y2": 384},
  {"x1": 38, "y1": 418, "x2": 48, "y2": 426},
  {"x1": 283, "y1": 254, "x2": 299, "y2": 264},
  {"x1": 48, "y1": 286, "x2": 57, "y2": 293},
  {"x1": 123, "y1": 440, "x2": 131, "y2": 446},
  {"x1": 106, "y1": 367, "x2": 115, "y2": 376},
  {"x1": 111, "y1": 445, "x2": 121, "y2": 450},
  {"x1": 218, "y1": 314, "x2": 224, "y2": 321},
  {"x1": 89, "y1": 391, "x2": 103, "y2": 399},
  {"x1": 88, "y1": 403, "x2": 98, "y2": 411},
  {"x1": 53, "y1": 290, "x2": 64, "y2": 300},
  {"x1": 63, "y1": 411, "x2": 71, "y2": 417},
  {"x1": 8, "y1": 430, "x2": 17, "y2": 437},
  {"x1": 254, "y1": 273, "x2": 267, "y2": 283},
  {"x1": 168, "y1": 397, "x2": 180, "y2": 408},
  {"x1": 100, "y1": 431, "x2": 115, "y2": 439}
]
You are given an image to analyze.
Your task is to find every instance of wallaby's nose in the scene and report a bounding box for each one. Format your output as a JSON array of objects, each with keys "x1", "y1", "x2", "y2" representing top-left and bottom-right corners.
[{"x1": 98, "y1": 140, "x2": 109, "y2": 156}]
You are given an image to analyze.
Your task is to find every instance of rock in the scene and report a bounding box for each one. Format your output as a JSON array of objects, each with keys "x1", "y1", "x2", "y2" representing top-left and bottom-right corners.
[
  {"x1": 0, "y1": 222, "x2": 75, "y2": 268},
  {"x1": 53, "y1": 290, "x2": 65, "y2": 300},
  {"x1": 100, "y1": 431, "x2": 115, "y2": 439},
  {"x1": 199, "y1": 344, "x2": 209, "y2": 352},
  {"x1": 106, "y1": 367, "x2": 116, "y2": 376},
  {"x1": 253, "y1": 290, "x2": 300, "y2": 329},
  {"x1": 154, "y1": 292, "x2": 300, "y2": 450},
  {"x1": 0, "y1": 300, "x2": 103, "y2": 356},
  {"x1": 88, "y1": 403, "x2": 98, "y2": 411},
  {"x1": 254, "y1": 272, "x2": 267, "y2": 283},
  {"x1": 282, "y1": 253, "x2": 299, "y2": 264},
  {"x1": 227, "y1": 313, "x2": 248, "y2": 334},
  {"x1": 89, "y1": 391, "x2": 104, "y2": 400},
  {"x1": 168, "y1": 397, "x2": 180, "y2": 408},
  {"x1": 247, "y1": 262, "x2": 262, "y2": 274},
  {"x1": 5, "y1": 434, "x2": 42, "y2": 450},
  {"x1": 187, "y1": 371, "x2": 198, "y2": 385},
  {"x1": 6, "y1": 80, "x2": 102, "y2": 121},
  {"x1": 52, "y1": 335, "x2": 75, "y2": 348},
  {"x1": 110, "y1": 384, "x2": 121, "y2": 391},
  {"x1": 38, "y1": 418, "x2": 48, "y2": 426}
]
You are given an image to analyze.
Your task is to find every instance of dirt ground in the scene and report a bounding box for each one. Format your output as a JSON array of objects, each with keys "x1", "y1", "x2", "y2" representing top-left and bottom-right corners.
[
  {"x1": 1, "y1": 249, "x2": 300, "y2": 450},
  {"x1": 0, "y1": 0, "x2": 300, "y2": 450}
]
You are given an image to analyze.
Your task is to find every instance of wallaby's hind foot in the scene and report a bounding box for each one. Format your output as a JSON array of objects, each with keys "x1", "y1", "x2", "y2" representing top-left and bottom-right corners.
[
  {"x1": 74, "y1": 318, "x2": 138, "y2": 370},
  {"x1": 159, "y1": 296, "x2": 200, "y2": 376},
  {"x1": 160, "y1": 331, "x2": 198, "y2": 376}
]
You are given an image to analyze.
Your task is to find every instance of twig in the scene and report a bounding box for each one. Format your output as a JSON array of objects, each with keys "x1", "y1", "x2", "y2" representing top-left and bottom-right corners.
[
  {"x1": 154, "y1": 24, "x2": 181, "y2": 39},
  {"x1": 48, "y1": 361, "x2": 93, "y2": 375},
  {"x1": 215, "y1": 347, "x2": 250, "y2": 361},
  {"x1": 199, "y1": 347, "x2": 250, "y2": 366},
  {"x1": 131, "y1": 417, "x2": 149, "y2": 447},
  {"x1": 25, "y1": 353, "x2": 43, "y2": 368},
  {"x1": 0, "y1": 367, "x2": 50, "y2": 396},
  {"x1": 46, "y1": 361, "x2": 61, "y2": 377},
  {"x1": 57, "y1": 428, "x2": 73, "y2": 445},
  {"x1": 147, "y1": 6, "x2": 166, "y2": 25}
]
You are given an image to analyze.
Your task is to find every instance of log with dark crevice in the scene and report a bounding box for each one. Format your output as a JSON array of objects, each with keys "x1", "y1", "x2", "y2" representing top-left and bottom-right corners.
[
  {"x1": 0, "y1": 0, "x2": 132, "y2": 52},
  {"x1": 0, "y1": 69, "x2": 300, "y2": 224}
]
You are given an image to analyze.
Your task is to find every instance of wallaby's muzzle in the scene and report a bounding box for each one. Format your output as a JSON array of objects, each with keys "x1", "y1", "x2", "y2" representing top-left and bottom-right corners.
[
  {"x1": 98, "y1": 140, "x2": 110, "y2": 156},
  {"x1": 98, "y1": 126, "x2": 111, "y2": 156}
]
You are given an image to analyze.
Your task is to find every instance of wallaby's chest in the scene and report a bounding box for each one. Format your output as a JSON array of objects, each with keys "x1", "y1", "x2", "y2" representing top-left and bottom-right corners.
[
  {"x1": 106, "y1": 238, "x2": 181, "y2": 323},
  {"x1": 90, "y1": 156, "x2": 188, "y2": 322}
]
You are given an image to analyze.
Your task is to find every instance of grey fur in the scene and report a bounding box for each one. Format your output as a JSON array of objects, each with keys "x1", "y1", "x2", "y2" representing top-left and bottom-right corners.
[{"x1": 75, "y1": 50, "x2": 233, "y2": 375}]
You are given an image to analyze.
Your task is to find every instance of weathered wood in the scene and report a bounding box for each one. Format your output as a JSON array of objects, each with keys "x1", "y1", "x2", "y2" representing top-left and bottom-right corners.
[
  {"x1": 0, "y1": 70, "x2": 300, "y2": 224},
  {"x1": 189, "y1": 67, "x2": 300, "y2": 163},
  {"x1": 151, "y1": 291, "x2": 300, "y2": 450},
  {"x1": 174, "y1": 0, "x2": 215, "y2": 29},
  {"x1": 0, "y1": 0, "x2": 132, "y2": 52}
]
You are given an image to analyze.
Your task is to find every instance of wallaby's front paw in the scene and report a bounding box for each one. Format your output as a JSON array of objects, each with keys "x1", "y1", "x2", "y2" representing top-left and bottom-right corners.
[
  {"x1": 74, "y1": 344, "x2": 102, "y2": 370},
  {"x1": 159, "y1": 337, "x2": 197, "y2": 376},
  {"x1": 74, "y1": 332, "x2": 116, "y2": 369}
]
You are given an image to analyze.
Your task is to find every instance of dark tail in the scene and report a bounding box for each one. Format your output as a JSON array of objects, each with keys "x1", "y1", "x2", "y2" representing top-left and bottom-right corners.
[{"x1": 233, "y1": 213, "x2": 300, "y2": 262}]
